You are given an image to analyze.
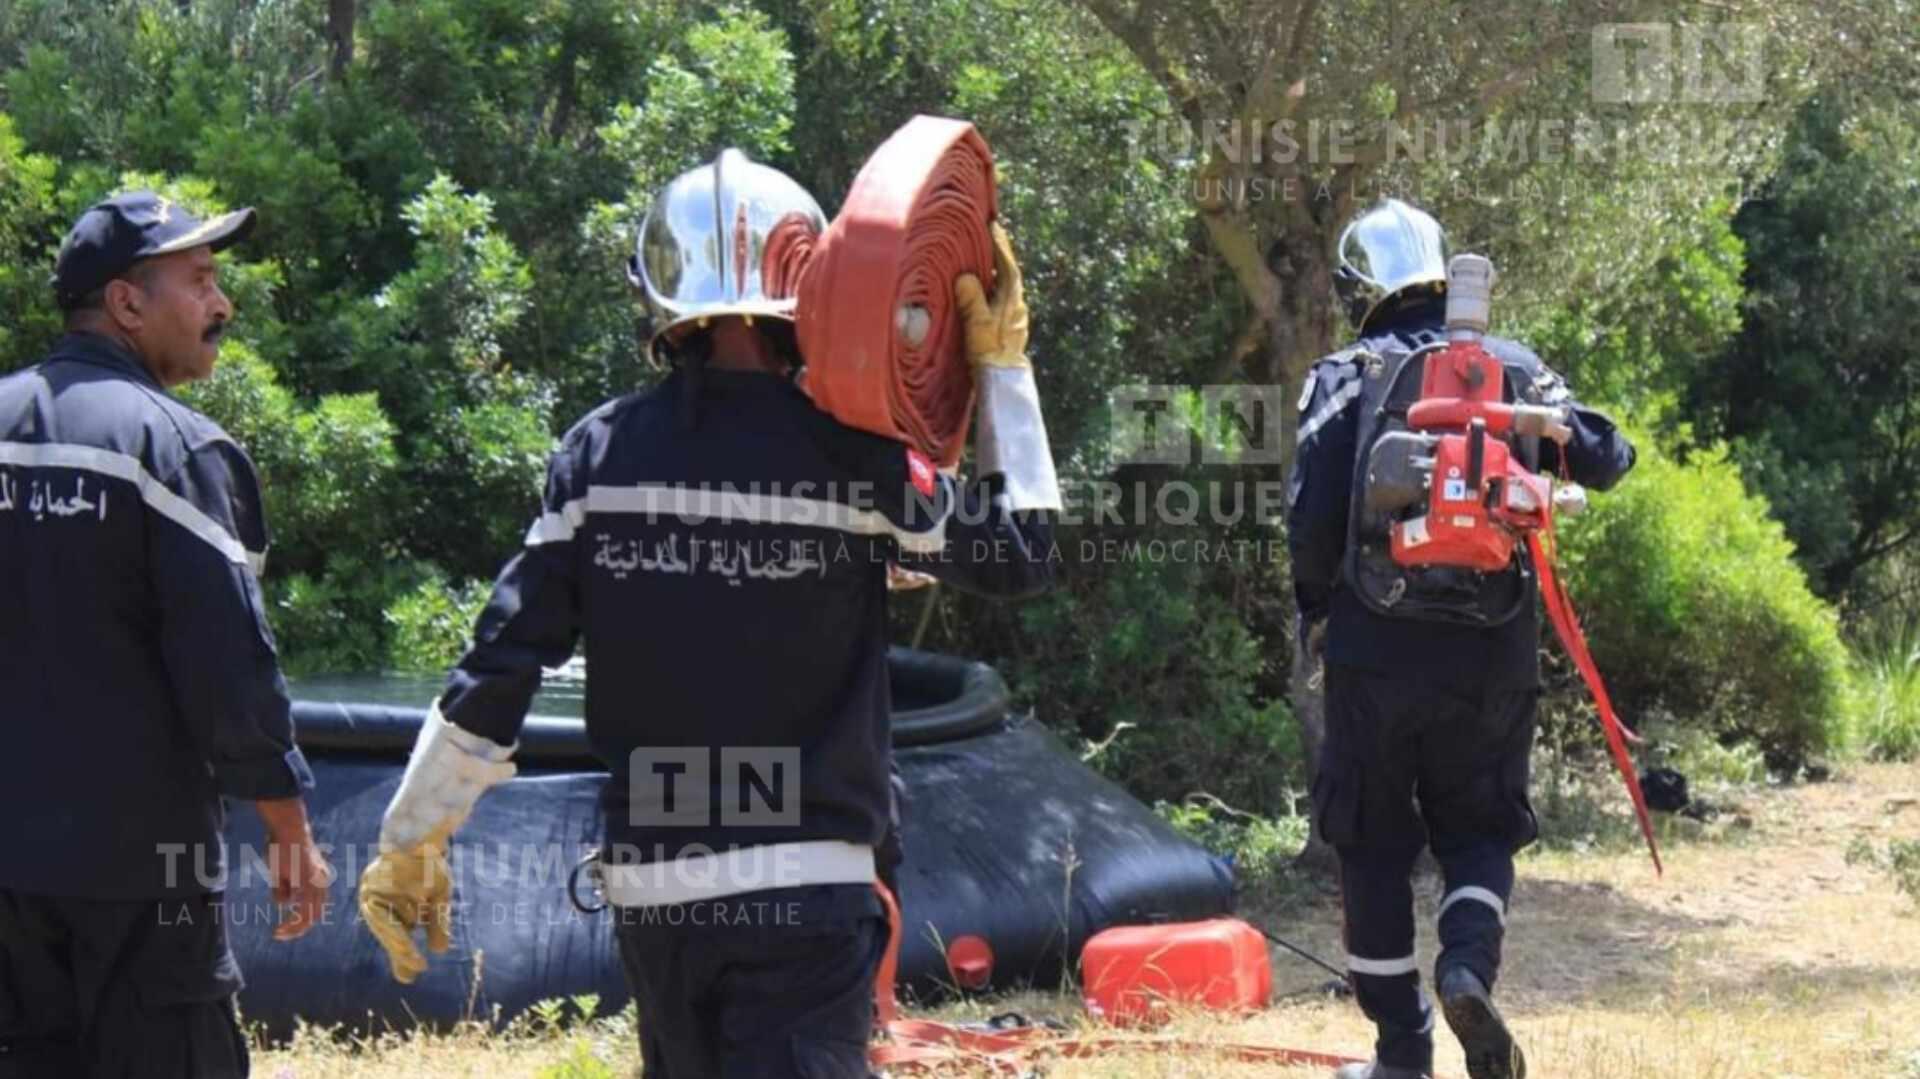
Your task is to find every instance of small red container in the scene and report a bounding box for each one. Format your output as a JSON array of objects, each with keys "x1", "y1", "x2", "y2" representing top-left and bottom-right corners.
[{"x1": 1080, "y1": 918, "x2": 1272, "y2": 1025}]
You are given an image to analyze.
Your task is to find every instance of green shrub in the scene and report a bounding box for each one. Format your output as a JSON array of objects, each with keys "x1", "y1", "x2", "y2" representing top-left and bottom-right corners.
[
  {"x1": 1552, "y1": 438, "x2": 1851, "y2": 768},
  {"x1": 268, "y1": 569, "x2": 378, "y2": 679},
  {"x1": 1529, "y1": 733, "x2": 1642, "y2": 853},
  {"x1": 268, "y1": 555, "x2": 440, "y2": 678},
  {"x1": 995, "y1": 509, "x2": 1301, "y2": 815},
  {"x1": 0, "y1": 111, "x2": 59, "y2": 373},
  {"x1": 1847, "y1": 620, "x2": 1920, "y2": 761},
  {"x1": 1658, "y1": 725, "x2": 1768, "y2": 789},
  {"x1": 1845, "y1": 836, "x2": 1920, "y2": 910},
  {"x1": 349, "y1": 175, "x2": 555, "y2": 580},
  {"x1": 533, "y1": 1040, "x2": 622, "y2": 1079},
  {"x1": 1155, "y1": 797, "x2": 1308, "y2": 888},
  {"x1": 185, "y1": 344, "x2": 402, "y2": 574},
  {"x1": 387, "y1": 572, "x2": 492, "y2": 673},
  {"x1": 520, "y1": 995, "x2": 630, "y2": 1079}
]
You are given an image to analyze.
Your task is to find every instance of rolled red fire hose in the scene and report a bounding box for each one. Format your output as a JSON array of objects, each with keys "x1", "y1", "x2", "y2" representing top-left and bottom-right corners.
[{"x1": 764, "y1": 115, "x2": 998, "y2": 468}]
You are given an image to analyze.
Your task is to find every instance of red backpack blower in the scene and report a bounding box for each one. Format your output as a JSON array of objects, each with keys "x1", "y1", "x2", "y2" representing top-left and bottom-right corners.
[
  {"x1": 1387, "y1": 255, "x2": 1567, "y2": 572},
  {"x1": 1385, "y1": 254, "x2": 1663, "y2": 873}
]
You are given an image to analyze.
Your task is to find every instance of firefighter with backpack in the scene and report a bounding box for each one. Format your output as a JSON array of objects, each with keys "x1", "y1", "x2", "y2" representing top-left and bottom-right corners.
[{"x1": 1289, "y1": 198, "x2": 1637, "y2": 1079}]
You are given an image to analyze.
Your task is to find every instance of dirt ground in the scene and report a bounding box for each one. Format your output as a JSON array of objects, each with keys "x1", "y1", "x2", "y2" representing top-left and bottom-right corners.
[
  {"x1": 1012, "y1": 759, "x2": 1920, "y2": 1078},
  {"x1": 260, "y1": 762, "x2": 1920, "y2": 1077}
]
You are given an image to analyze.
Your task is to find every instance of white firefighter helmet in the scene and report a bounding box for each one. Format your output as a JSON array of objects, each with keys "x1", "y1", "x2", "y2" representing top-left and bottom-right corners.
[
  {"x1": 1332, "y1": 198, "x2": 1451, "y2": 333},
  {"x1": 629, "y1": 148, "x2": 827, "y2": 356}
]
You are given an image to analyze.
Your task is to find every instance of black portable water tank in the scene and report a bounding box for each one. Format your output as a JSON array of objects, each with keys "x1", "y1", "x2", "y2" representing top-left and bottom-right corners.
[{"x1": 223, "y1": 649, "x2": 1233, "y2": 1036}]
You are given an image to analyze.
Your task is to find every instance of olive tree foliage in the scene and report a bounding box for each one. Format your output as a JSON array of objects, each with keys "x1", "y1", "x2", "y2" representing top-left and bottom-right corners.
[{"x1": 1070, "y1": 0, "x2": 1836, "y2": 435}]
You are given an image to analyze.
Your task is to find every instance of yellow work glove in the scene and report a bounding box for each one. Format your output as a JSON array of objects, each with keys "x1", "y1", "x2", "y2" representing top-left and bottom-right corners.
[
  {"x1": 953, "y1": 223, "x2": 1030, "y2": 369},
  {"x1": 358, "y1": 820, "x2": 457, "y2": 984}
]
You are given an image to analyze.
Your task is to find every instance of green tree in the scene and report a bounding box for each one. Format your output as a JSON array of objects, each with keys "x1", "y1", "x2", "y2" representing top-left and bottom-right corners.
[
  {"x1": 1696, "y1": 91, "x2": 1920, "y2": 601},
  {"x1": 0, "y1": 111, "x2": 58, "y2": 365},
  {"x1": 0, "y1": 1, "x2": 805, "y2": 667}
]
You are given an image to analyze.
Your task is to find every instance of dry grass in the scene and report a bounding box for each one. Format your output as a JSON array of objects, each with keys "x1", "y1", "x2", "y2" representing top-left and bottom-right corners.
[
  {"x1": 259, "y1": 763, "x2": 1920, "y2": 1078},
  {"x1": 255, "y1": 1023, "x2": 626, "y2": 1078}
]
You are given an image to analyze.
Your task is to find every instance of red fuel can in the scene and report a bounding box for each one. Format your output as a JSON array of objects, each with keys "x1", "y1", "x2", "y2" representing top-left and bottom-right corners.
[{"x1": 1080, "y1": 918, "x2": 1272, "y2": 1025}]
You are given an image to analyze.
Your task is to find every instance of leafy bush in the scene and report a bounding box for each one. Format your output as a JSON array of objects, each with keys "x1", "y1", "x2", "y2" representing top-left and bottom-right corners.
[
  {"x1": 0, "y1": 112, "x2": 58, "y2": 364},
  {"x1": 993, "y1": 505, "x2": 1301, "y2": 815},
  {"x1": 1657, "y1": 725, "x2": 1768, "y2": 789},
  {"x1": 268, "y1": 567, "x2": 380, "y2": 679},
  {"x1": 1697, "y1": 95, "x2": 1920, "y2": 603},
  {"x1": 517, "y1": 995, "x2": 632, "y2": 1079},
  {"x1": 1846, "y1": 619, "x2": 1920, "y2": 761},
  {"x1": 1551, "y1": 437, "x2": 1851, "y2": 768},
  {"x1": 186, "y1": 347, "x2": 401, "y2": 576},
  {"x1": 268, "y1": 555, "x2": 441, "y2": 678},
  {"x1": 386, "y1": 572, "x2": 492, "y2": 673},
  {"x1": 1845, "y1": 836, "x2": 1920, "y2": 911},
  {"x1": 349, "y1": 175, "x2": 554, "y2": 579},
  {"x1": 1529, "y1": 734, "x2": 1642, "y2": 854},
  {"x1": 1155, "y1": 796, "x2": 1308, "y2": 889},
  {"x1": 1515, "y1": 196, "x2": 1746, "y2": 436}
]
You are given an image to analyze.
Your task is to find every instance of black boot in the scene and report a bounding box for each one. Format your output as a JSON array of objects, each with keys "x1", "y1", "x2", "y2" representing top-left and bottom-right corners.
[
  {"x1": 1438, "y1": 966, "x2": 1526, "y2": 1079},
  {"x1": 1332, "y1": 1061, "x2": 1430, "y2": 1079}
]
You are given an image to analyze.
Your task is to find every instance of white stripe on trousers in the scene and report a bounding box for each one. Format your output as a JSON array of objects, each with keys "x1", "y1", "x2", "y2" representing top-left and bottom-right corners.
[
  {"x1": 1437, "y1": 885, "x2": 1507, "y2": 926},
  {"x1": 1347, "y1": 952, "x2": 1420, "y2": 977}
]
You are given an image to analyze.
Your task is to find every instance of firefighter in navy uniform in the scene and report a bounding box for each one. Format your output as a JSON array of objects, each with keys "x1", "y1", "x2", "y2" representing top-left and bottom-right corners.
[
  {"x1": 0, "y1": 193, "x2": 332, "y2": 1078},
  {"x1": 1289, "y1": 200, "x2": 1635, "y2": 1079},
  {"x1": 356, "y1": 151, "x2": 1059, "y2": 1078}
]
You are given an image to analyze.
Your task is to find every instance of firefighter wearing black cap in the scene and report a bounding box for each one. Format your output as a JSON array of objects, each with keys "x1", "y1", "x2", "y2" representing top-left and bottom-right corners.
[
  {"x1": 356, "y1": 150, "x2": 1059, "y2": 1077},
  {"x1": 0, "y1": 192, "x2": 332, "y2": 1078},
  {"x1": 1291, "y1": 199, "x2": 1636, "y2": 1079}
]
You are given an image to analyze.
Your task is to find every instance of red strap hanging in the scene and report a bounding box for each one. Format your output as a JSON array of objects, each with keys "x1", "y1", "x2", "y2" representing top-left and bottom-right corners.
[{"x1": 1528, "y1": 521, "x2": 1664, "y2": 874}]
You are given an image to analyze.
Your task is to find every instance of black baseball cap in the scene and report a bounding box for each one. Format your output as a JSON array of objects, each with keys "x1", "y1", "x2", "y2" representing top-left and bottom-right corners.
[{"x1": 51, "y1": 190, "x2": 256, "y2": 310}]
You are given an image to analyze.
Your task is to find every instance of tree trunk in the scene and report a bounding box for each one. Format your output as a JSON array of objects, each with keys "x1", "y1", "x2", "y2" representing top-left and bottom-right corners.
[
  {"x1": 548, "y1": 38, "x2": 580, "y2": 142},
  {"x1": 1290, "y1": 633, "x2": 1337, "y2": 872},
  {"x1": 1270, "y1": 227, "x2": 1340, "y2": 873},
  {"x1": 327, "y1": 0, "x2": 356, "y2": 80}
]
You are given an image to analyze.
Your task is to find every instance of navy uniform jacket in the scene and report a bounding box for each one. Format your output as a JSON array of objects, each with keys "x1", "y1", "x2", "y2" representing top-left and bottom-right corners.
[
  {"x1": 0, "y1": 333, "x2": 313, "y2": 900},
  {"x1": 1288, "y1": 308, "x2": 1636, "y2": 689},
  {"x1": 440, "y1": 367, "x2": 1056, "y2": 863}
]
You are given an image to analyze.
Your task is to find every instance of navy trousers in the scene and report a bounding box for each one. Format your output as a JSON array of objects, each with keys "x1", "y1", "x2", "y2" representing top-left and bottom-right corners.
[
  {"x1": 0, "y1": 890, "x2": 247, "y2": 1078},
  {"x1": 613, "y1": 883, "x2": 885, "y2": 1079},
  {"x1": 1312, "y1": 664, "x2": 1539, "y2": 1072}
]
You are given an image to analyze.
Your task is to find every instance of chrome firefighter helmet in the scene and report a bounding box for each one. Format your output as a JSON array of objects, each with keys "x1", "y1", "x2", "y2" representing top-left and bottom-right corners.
[
  {"x1": 629, "y1": 148, "x2": 827, "y2": 357},
  {"x1": 1332, "y1": 198, "x2": 1450, "y2": 333}
]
